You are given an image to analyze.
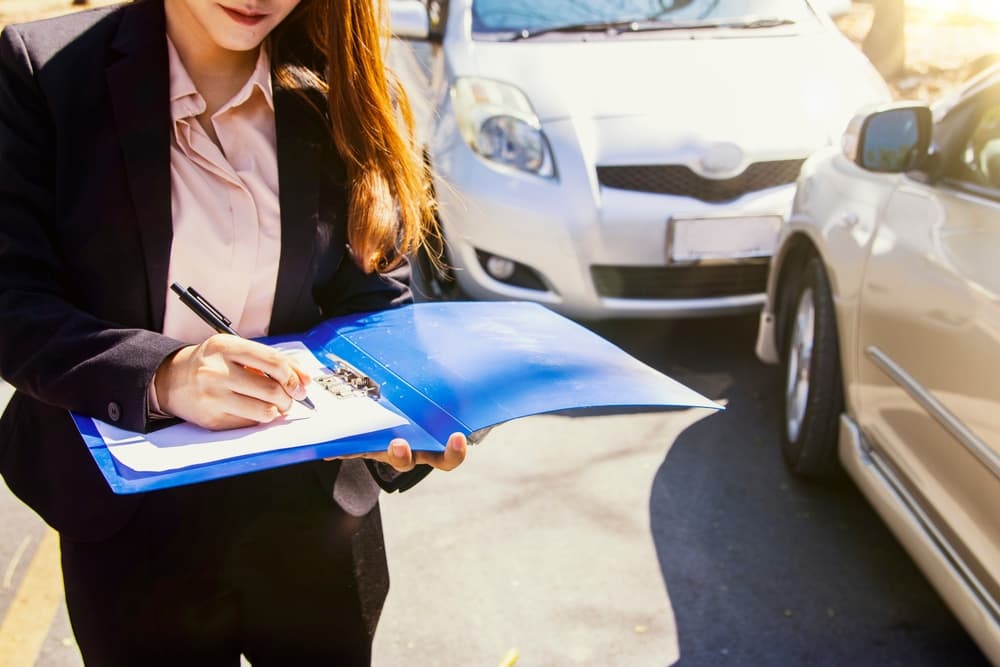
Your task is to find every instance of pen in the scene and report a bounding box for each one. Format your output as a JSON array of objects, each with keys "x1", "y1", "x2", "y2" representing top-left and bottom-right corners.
[{"x1": 169, "y1": 282, "x2": 316, "y2": 410}]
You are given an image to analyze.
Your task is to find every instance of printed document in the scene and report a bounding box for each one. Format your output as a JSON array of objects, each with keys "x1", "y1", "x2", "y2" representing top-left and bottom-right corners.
[{"x1": 94, "y1": 341, "x2": 406, "y2": 472}]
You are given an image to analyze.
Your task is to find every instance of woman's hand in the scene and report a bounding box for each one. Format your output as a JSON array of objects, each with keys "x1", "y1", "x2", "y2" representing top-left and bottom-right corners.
[
  {"x1": 339, "y1": 432, "x2": 468, "y2": 472},
  {"x1": 154, "y1": 334, "x2": 312, "y2": 430}
]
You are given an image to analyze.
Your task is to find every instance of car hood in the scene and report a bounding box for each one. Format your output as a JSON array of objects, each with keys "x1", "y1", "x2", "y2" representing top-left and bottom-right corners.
[{"x1": 459, "y1": 32, "x2": 889, "y2": 159}]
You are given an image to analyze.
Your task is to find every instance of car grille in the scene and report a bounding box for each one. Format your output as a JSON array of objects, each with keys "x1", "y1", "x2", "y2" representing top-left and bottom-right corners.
[
  {"x1": 596, "y1": 160, "x2": 805, "y2": 202},
  {"x1": 591, "y1": 262, "x2": 769, "y2": 299}
]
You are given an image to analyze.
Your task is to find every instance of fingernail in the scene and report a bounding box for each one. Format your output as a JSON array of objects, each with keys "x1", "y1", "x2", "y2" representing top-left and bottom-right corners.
[
  {"x1": 286, "y1": 376, "x2": 308, "y2": 399},
  {"x1": 450, "y1": 435, "x2": 464, "y2": 450},
  {"x1": 391, "y1": 442, "x2": 408, "y2": 458}
]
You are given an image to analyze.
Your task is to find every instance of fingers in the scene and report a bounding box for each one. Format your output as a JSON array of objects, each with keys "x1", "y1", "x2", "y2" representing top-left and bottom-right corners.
[
  {"x1": 221, "y1": 374, "x2": 291, "y2": 421},
  {"x1": 386, "y1": 439, "x2": 415, "y2": 471},
  {"x1": 292, "y1": 364, "x2": 313, "y2": 389},
  {"x1": 408, "y1": 432, "x2": 467, "y2": 471},
  {"x1": 228, "y1": 364, "x2": 295, "y2": 414},
  {"x1": 174, "y1": 371, "x2": 288, "y2": 430},
  {"x1": 423, "y1": 432, "x2": 468, "y2": 471},
  {"x1": 201, "y1": 406, "x2": 281, "y2": 431},
  {"x1": 155, "y1": 335, "x2": 310, "y2": 430},
  {"x1": 326, "y1": 433, "x2": 469, "y2": 470},
  {"x1": 221, "y1": 337, "x2": 311, "y2": 401}
]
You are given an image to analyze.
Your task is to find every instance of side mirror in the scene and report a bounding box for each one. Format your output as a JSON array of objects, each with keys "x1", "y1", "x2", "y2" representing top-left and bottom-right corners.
[
  {"x1": 844, "y1": 105, "x2": 933, "y2": 173},
  {"x1": 388, "y1": 0, "x2": 431, "y2": 40}
]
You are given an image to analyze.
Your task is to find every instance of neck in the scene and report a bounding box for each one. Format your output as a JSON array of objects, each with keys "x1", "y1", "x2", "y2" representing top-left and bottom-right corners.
[{"x1": 164, "y1": 2, "x2": 259, "y2": 116}]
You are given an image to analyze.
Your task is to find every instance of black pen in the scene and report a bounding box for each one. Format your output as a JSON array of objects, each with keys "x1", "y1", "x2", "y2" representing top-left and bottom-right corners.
[{"x1": 170, "y1": 282, "x2": 316, "y2": 410}]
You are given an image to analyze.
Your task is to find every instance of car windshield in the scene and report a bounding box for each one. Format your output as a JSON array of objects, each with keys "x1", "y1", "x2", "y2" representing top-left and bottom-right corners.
[{"x1": 471, "y1": 0, "x2": 815, "y2": 35}]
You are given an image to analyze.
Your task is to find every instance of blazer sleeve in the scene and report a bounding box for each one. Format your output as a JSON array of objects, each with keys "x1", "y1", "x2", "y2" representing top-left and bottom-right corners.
[
  {"x1": 315, "y1": 253, "x2": 413, "y2": 318},
  {"x1": 0, "y1": 27, "x2": 185, "y2": 432}
]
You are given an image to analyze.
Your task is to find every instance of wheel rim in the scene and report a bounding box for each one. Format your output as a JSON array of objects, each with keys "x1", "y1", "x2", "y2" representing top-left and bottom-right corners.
[{"x1": 785, "y1": 287, "x2": 815, "y2": 443}]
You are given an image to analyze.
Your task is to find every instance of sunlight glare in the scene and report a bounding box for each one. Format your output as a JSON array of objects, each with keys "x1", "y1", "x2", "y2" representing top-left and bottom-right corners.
[{"x1": 907, "y1": 0, "x2": 1000, "y2": 23}]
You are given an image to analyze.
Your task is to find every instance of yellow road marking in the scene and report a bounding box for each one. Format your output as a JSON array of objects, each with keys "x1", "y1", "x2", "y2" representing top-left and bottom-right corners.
[
  {"x1": 498, "y1": 648, "x2": 520, "y2": 666},
  {"x1": 3, "y1": 536, "x2": 32, "y2": 589},
  {"x1": 0, "y1": 529, "x2": 63, "y2": 667}
]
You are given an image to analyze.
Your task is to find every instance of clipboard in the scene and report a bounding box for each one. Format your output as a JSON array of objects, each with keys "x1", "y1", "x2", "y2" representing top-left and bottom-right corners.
[{"x1": 73, "y1": 301, "x2": 720, "y2": 494}]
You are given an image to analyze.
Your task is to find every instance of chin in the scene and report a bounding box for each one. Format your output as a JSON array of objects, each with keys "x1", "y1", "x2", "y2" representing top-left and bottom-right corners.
[{"x1": 214, "y1": 30, "x2": 270, "y2": 53}]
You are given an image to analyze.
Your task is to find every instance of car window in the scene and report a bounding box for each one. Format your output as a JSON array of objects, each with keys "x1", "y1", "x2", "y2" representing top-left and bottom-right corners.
[
  {"x1": 937, "y1": 81, "x2": 1000, "y2": 193},
  {"x1": 471, "y1": 0, "x2": 816, "y2": 34},
  {"x1": 957, "y1": 104, "x2": 1000, "y2": 190}
]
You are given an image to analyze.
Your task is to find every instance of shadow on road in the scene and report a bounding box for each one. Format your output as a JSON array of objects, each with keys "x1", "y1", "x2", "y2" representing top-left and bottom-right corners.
[{"x1": 589, "y1": 315, "x2": 987, "y2": 666}]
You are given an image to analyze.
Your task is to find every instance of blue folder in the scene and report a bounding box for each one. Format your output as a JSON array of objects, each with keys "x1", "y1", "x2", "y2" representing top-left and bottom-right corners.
[{"x1": 73, "y1": 301, "x2": 719, "y2": 494}]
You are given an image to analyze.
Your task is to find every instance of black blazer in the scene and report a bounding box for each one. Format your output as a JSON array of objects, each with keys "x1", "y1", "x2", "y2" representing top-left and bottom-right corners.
[{"x1": 0, "y1": 0, "x2": 425, "y2": 542}]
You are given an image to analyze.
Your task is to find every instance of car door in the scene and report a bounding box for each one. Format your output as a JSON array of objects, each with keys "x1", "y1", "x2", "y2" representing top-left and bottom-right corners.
[{"x1": 855, "y1": 83, "x2": 1000, "y2": 616}]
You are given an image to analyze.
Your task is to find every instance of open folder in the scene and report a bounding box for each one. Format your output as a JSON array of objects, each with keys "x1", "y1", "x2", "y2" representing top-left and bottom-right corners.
[{"x1": 72, "y1": 301, "x2": 720, "y2": 494}]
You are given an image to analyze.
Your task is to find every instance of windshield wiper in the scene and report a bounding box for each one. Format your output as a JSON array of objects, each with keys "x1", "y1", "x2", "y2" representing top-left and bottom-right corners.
[
  {"x1": 507, "y1": 20, "x2": 647, "y2": 42},
  {"x1": 507, "y1": 16, "x2": 794, "y2": 41},
  {"x1": 722, "y1": 17, "x2": 796, "y2": 29}
]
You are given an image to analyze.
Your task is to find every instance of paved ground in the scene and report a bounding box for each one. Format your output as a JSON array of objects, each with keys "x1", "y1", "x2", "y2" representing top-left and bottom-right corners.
[
  {"x1": 0, "y1": 315, "x2": 989, "y2": 666},
  {"x1": 375, "y1": 405, "x2": 710, "y2": 666},
  {"x1": 1, "y1": 3, "x2": 996, "y2": 665},
  {"x1": 373, "y1": 315, "x2": 988, "y2": 667},
  {"x1": 0, "y1": 385, "x2": 701, "y2": 667}
]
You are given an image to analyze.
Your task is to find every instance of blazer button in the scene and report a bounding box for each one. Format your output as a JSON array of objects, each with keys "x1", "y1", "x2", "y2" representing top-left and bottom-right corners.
[{"x1": 107, "y1": 402, "x2": 122, "y2": 422}]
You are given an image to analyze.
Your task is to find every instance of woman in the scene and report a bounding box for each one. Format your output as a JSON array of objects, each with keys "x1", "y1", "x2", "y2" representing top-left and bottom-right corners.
[{"x1": 0, "y1": 0, "x2": 466, "y2": 663}]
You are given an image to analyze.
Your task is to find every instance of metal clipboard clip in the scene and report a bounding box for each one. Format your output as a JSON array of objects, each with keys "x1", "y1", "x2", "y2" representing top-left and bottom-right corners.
[{"x1": 315, "y1": 354, "x2": 381, "y2": 400}]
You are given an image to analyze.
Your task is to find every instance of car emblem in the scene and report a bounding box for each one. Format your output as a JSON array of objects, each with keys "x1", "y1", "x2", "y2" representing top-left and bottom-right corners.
[{"x1": 698, "y1": 143, "x2": 744, "y2": 178}]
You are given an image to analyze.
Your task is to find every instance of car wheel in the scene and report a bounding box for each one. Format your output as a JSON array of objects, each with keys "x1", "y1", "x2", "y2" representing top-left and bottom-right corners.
[
  {"x1": 410, "y1": 239, "x2": 465, "y2": 303},
  {"x1": 781, "y1": 256, "x2": 844, "y2": 477}
]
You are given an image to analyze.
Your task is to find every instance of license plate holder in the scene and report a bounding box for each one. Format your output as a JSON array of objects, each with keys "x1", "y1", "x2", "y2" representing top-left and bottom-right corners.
[{"x1": 667, "y1": 215, "x2": 781, "y2": 263}]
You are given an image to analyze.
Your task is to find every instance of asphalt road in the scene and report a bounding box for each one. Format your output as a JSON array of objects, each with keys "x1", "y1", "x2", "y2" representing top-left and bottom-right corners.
[
  {"x1": 603, "y1": 314, "x2": 989, "y2": 666},
  {"x1": 0, "y1": 315, "x2": 989, "y2": 666}
]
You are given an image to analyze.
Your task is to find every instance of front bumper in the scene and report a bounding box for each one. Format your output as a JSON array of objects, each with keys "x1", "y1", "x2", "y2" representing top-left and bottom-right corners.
[
  {"x1": 755, "y1": 309, "x2": 780, "y2": 364},
  {"x1": 433, "y1": 118, "x2": 796, "y2": 320}
]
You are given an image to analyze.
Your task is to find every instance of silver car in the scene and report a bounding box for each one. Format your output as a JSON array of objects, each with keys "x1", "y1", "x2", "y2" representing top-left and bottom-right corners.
[
  {"x1": 756, "y1": 65, "x2": 1000, "y2": 662},
  {"x1": 390, "y1": 0, "x2": 888, "y2": 319}
]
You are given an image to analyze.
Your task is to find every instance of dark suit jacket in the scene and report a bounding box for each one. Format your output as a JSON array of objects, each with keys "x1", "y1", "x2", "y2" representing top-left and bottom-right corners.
[{"x1": 0, "y1": 0, "x2": 427, "y2": 542}]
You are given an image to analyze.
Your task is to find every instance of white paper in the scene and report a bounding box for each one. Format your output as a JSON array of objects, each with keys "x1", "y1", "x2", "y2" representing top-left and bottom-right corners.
[{"x1": 95, "y1": 341, "x2": 407, "y2": 472}]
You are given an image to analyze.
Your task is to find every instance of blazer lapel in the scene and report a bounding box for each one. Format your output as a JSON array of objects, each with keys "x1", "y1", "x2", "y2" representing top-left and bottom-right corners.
[
  {"x1": 105, "y1": 2, "x2": 332, "y2": 335},
  {"x1": 269, "y1": 83, "x2": 325, "y2": 333},
  {"x1": 105, "y1": 0, "x2": 172, "y2": 332}
]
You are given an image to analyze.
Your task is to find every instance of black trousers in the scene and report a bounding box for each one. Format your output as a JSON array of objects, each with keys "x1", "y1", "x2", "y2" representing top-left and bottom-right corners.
[{"x1": 60, "y1": 463, "x2": 389, "y2": 666}]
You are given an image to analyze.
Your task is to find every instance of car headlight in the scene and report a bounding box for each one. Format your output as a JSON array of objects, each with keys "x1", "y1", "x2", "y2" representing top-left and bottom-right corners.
[{"x1": 451, "y1": 77, "x2": 556, "y2": 178}]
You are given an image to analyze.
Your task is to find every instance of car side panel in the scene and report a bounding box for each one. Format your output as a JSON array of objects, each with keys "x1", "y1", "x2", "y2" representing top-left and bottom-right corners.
[
  {"x1": 767, "y1": 150, "x2": 894, "y2": 415},
  {"x1": 856, "y1": 180, "x2": 1000, "y2": 613}
]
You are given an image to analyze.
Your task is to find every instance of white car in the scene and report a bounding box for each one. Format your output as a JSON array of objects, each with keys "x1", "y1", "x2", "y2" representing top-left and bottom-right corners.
[
  {"x1": 755, "y1": 65, "x2": 1000, "y2": 661},
  {"x1": 391, "y1": 0, "x2": 889, "y2": 319}
]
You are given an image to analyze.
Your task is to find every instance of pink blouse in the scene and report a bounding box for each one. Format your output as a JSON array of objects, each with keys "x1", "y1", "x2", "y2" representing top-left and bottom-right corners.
[
  {"x1": 162, "y1": 37, "x2": 281, "y2": 344},
  {"x1": 149, "y1": 40, "x2": 282, "y2": 415}
]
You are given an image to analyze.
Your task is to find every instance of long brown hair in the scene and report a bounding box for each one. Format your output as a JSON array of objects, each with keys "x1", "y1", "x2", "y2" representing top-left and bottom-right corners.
[{"x1": 271, "y1": 0, "x2": 436, "y2": 274}]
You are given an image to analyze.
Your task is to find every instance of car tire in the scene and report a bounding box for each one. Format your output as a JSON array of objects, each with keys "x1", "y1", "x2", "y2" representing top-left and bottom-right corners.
[
  {"x1": 410, "y1": 239, "x2": 465, "y2": 303},
  {"x1": 780, "y1": 256, "x2": 844, "y2": 478}
]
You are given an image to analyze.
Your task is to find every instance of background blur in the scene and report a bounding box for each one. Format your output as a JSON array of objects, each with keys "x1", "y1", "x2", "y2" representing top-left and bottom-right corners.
[{"x1": 0, "y1": 2, "x2": 998, "y2": 666}]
